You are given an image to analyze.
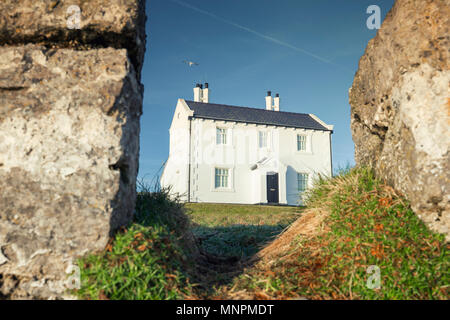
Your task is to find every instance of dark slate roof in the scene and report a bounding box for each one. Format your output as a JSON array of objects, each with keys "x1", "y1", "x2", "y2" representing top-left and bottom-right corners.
[{"x1": 185, "y1": 100, "x2": 331, "y2": 132}]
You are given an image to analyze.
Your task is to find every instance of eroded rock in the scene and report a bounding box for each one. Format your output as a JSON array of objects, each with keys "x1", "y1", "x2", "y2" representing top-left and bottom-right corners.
[
  {"x1": 0, "y1": 1, "x2": 145, "y2": 299},
  {"x1": 349, "y1": 0, "x2": 449, "y2": 239},
  {"x1": 0, "y1": 0, "x2": 146, "y2": 78}
]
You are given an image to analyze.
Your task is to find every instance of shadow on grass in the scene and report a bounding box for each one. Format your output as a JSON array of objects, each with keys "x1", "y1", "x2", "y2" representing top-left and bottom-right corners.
[
  {"x1": 194, "y1": 224, "x2": 288, "y2": 258},
  {"x1": 190, "y1": 223, "x2": 290, "y2": 297},
  {"x1": 131, "y1": 181, "x2": 301, "y2": 298}
]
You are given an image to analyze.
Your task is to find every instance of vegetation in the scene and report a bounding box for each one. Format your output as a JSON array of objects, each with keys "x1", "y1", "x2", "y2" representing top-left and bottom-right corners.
[
  {"x1": 76, "y1": 189, "x2": 196, "y2": 300},
  {"x1": 222, "y1": 168, "x2": 449, "y2": 300},
  {"x1": 187, "y1": 203, "x2": 300, "y2": 258},
  {"x1": 75, "y1": 168, "x2": 449, "y2": 300}
]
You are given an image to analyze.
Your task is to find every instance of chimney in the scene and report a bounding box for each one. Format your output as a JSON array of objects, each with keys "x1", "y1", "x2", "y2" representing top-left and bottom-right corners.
[
  {"x1": 202, "y1": 83, "x2": 209, "y2": 103},
  {"x1": 273, "y1": 93, "x2": 280, "y2": 111},
  {"x1": 193, "y1": 83, "x2": 202, "y2": 102},
  {"x1": 265, "y1": 91, "x2": 273, "y2": 110}
]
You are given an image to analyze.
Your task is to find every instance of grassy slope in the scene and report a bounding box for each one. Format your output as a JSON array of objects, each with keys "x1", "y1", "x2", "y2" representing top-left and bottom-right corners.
[
  {"x1": 187, "y1": 203, "x2": 300, "y2": 258},
  {"x1": 75, "y1": 200, "x2": 299, "y2": 299},
  {"x1": 219, "y1": 168, "x2": 449, "y2": 300},
  {"x1": 75, "y1": 168, "x2": 449, "y2": 300},
  {"x1": 76, "y1": 190, "x2": 197, "y2": 300}
]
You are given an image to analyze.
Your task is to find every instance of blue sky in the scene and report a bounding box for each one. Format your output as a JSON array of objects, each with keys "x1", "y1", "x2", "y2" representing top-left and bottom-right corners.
[{"x1": 139, "y1": 0, "x2": 394, "y2": 183}]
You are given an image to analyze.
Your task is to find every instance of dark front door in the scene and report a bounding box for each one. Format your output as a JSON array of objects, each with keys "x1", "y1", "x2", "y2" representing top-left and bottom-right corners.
[{"x1": 266, "y1": 172, "x2": 279, "y2": 204}]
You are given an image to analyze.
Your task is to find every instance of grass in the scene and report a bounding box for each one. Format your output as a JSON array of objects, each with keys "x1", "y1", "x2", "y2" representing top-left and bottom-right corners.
[
  {"x1": 75, "y1": 199, "x2": 300, "y2": 299},
  {"x1": 75, "y1": 189, "x2": 196, "y2": 300},
  {"x1": 75, "y1": 168, "x2": 449, "y2": 300},
  {"x1": 187, "y1": 203, "x2": 300, "y2": 258},
  {"x1": 222, "y1": 167, "x2": 449, "y2": 300}
]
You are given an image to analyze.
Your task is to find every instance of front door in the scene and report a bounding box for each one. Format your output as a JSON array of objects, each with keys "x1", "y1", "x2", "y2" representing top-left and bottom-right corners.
[{"x1": 266, "y1": 172, "x2": 279, "y2": 204}]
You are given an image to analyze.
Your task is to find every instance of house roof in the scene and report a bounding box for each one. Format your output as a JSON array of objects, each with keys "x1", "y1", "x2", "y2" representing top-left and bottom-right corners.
[{"x1": 185, "y1": 100, "x2": 332, "y2": 132}]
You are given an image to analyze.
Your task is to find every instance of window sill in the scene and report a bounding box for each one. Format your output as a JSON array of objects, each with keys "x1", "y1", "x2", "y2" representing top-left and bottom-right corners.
[
  {"x1": 295, "y1": 150, "x2": 313, "y2": 155},
  {"x1": 212, "y1": 187, "x2": 235, "y2": 193}
]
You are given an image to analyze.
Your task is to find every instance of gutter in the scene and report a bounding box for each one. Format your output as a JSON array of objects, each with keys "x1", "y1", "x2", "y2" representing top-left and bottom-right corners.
[
  {"x1": 329, "y1": 131, "x2": 333, "y2": 177},
  {"x1": 187, "y1": 116, "x2": 331, "y2": 132},
  {"x1": 187, "y1": 118, "x2": 192, "y2": 202}
]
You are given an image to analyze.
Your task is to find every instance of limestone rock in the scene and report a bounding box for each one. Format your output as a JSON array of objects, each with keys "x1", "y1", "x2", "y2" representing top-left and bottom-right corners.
[
  {"x1": 0, "y1": 1, "x2": 145, "y2": 299},
  {"x1": 349, "y1": 0, "x2": 449, "y2": 239},
  {"x1": 0, "y1": 0, "x2": 146, "y2": 78}
]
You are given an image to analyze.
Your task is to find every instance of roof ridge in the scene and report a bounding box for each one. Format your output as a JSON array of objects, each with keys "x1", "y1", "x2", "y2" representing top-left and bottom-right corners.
[{"x1": 184, "y1": 100, "x2": 311, "y2": 117}]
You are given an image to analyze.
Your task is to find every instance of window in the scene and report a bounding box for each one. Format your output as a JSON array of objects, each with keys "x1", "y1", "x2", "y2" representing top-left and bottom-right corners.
[
  {"x1": 216, "y1": 128, "x2": 227, "y2": 145},
  {"x1": 297, "y1": 134, "x2": 307, "y2": 151},
  {"x1": 258, "y1": 131, "x2": 267, "y2": 148},
  {"x1": 215, "y1": 168, "x2": 229, "y2": 188},
  {"x1": 297, "y1": 173, "x2": 308, "y2": 192}
]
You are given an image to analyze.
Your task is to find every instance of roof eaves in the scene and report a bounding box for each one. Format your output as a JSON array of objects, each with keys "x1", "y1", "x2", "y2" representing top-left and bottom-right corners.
[{"x1": 190, "y1": 115, "x2": 331, "y2": 132}]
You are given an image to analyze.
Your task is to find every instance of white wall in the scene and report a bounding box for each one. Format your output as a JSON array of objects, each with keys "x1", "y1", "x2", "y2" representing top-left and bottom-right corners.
[
  {"x1": 161, "y1": 99, "x2": 333, "y2": 205},
  {"x1": 160, "y1": 99, "x2": 192, "y2": 200}
]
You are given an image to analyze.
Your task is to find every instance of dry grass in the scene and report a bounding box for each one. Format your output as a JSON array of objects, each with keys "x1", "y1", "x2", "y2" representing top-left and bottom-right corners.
[
  {"x1": 78, "y1": 169, "x2": 449, "y2": 300},
  {"x1": 185, "y1": 202, "x2": 299, "y2": 298},
  {"x1": 256, "y1": 207, "x2": 329, "y2": 264},
  {"x1": 214, "y1": 168, "x2": 449, "y2": 300},
  {"x1": 257, "y1": 169, "x2": 363, "y2": 264}
]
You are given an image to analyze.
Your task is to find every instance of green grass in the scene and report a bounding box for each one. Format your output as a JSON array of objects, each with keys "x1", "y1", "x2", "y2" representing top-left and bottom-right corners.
[
  {"x1": 187, "y1": 203, "x2": 300, "y2": 258},
  {"x1": 74, "y1": 196, "x2": 300, "y2": 299},
  {"x1": 186, "y1": 203, "x2": 300, "y2": 227},
  {"x1": 227, "y1": 168, "x2": 450, "y2": 300},
  {"x1": 75, "y1": 169, "x2": 449, "y2": 300},
  {"x1": 75, "y1": 190, "x2": 195, "y2": 300}
]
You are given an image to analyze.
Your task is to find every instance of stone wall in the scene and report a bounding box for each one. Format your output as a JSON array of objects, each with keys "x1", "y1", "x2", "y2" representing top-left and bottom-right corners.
[
  {"x1": 349, "y1": 0, "x2": 449, "y2": 240},
  {"x1": 0, "y1": 0, "x2": 146, "y2": 299}
]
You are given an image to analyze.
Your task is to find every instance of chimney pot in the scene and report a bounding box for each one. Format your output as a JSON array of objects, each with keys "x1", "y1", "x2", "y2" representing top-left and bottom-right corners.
[
  {"x1": 265, "y1": 90, "x2": 273, "y2": 110},
  {"x1": 202, "y1": 83, "x2": 209, "y2": 103},
  {"x1": 274, "y1": 93, "x2": 280, "y2": 111},
  {"x1": 193, "y1": 84, "x2": 202, "y2": 102}
]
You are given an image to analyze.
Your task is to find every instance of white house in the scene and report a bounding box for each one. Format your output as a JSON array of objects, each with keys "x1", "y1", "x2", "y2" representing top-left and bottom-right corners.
[{"x1": 160, "y1": 83, "x2": 333, "y2": 205}]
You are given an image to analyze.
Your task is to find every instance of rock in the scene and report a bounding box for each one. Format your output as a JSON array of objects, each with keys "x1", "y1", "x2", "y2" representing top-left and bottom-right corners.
[
  {"x1": 0, "y1": 0, "x2": 146, "y2": 79},
  {"x1": 349, "y1": 0, "x2": 449, "y2": 240},
  {"x1": 0, "y1": 275, "x2": 19, "y2": 297},
  {"x1": 0, "y1": 1, "x2": 145, "y2": 299},
  {"x1": 0, "y1": 249, "x2": 8, "y2": 266}
]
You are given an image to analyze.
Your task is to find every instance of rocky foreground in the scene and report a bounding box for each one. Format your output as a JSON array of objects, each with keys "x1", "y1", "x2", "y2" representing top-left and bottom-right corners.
[
  {"x1": 0, "y1": 0, "x2": 146, "y2": 299},
  {"x1": 349, "y1": 0, "x2": 449, "y2": 240}
]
